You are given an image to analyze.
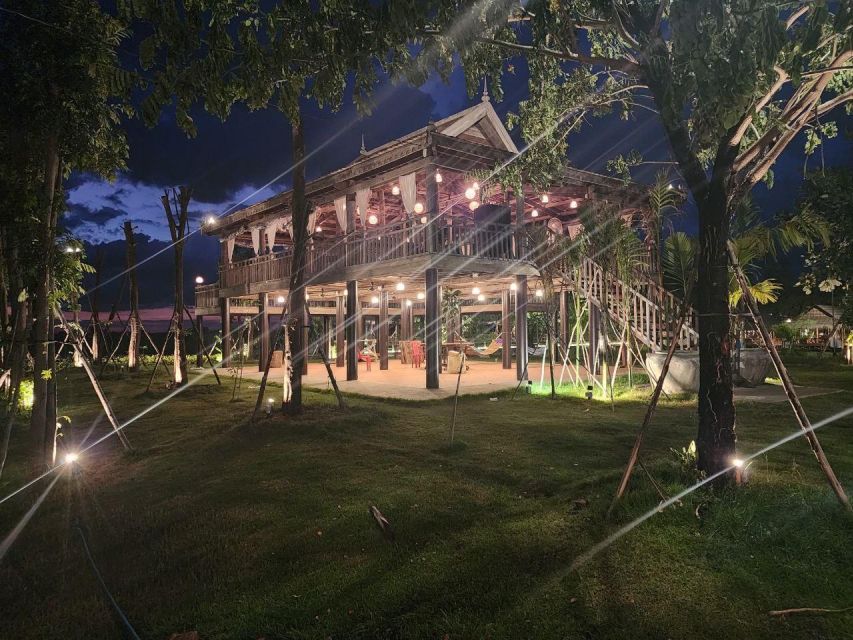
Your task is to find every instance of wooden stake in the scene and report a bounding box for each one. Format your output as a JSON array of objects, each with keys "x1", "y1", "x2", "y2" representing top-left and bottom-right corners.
[
  {"x1": 450, "y1": 352, "x2": 466, "y2": 444},
  {"x1": 728, "y1": 242, "x2": 850, "y2": 511}
]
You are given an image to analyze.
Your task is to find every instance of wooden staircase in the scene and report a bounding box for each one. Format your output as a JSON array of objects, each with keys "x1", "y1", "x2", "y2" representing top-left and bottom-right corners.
[{"x1": 560, "y1": 257, "x2": 698, "y2": 352}]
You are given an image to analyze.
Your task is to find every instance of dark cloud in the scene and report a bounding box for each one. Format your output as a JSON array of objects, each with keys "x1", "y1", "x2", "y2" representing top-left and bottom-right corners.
[{"x1": 63, "y1": 202, "x2": 125, "y2": 228}]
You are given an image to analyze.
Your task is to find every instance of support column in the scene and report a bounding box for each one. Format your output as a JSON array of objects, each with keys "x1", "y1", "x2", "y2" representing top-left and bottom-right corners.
[
  {"x1": 515, "y1": 275, "x2": 528, "y2": 381},
  {"x1": 425, "y1": 267, "x2": 440, "y2": 389},
  {"x1": 259, "y1": 294, "x2": 270, "y2": 372},
  {"x1": 220, "y1": 297, "x2": 231, "y2": 364},
  {"x1": 335, "y1": 294, "x2": 345, "y2": 367},
  {"x1": 379, "y1": 290, "x2": 389, "y2": 370},
  {"x1": 345, "y1": 280, "x2": 358, "y2": 381},
  {"x1": 501, "y1": 290, "x2": 512, "y2": 369},
  {"x1": 400, "y1": 302, "x2": 410, "y2": 341},
  {"x1": 426, "y1": 163, "x2": 439, "y2": 253},
  {"x1": 196, "y1": 315, "x2": 204, "y2": 367}
]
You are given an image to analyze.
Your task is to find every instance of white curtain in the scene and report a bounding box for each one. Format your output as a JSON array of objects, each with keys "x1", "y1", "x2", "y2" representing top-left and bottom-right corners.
[
  {"x1": 356, "y1": 188, "x2": 371, "y2": 226},
  {"x1": 264, "y1": 218, "x2": 280, "y2": 250},
  {"x1": 250, "y1": 227, "x2": 261, "y2": 255},
  {"x1": 308, "y1": 207, "x2": 320, "y2": 235},
  {"x1": 334, "y1": 196, "x2": 347, "y2": 233},
  {"x1": 226, "y1": 235, "x2": 236, "y2": 264},
  {"x1": 399, "y1": 172, "x2": 417, "y2": 215}
]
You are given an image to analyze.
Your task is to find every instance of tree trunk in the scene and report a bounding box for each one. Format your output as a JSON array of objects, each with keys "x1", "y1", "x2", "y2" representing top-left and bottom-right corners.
[
  {"x1": 286, "y1": 113, "x2": 308, "y2": 415},
  {"x1": 30, "y1": 135, "x2": 60, "y2": 468},
  {"x1": 161, "y1": 188, "x2": 191, "y2": 386},
  {"x1": 123, "y1": 221, "x2": 140, "y2": 371},
  {"x1": 695, "y1": 181, "x2": 736, "y2": 477},
  {"x1": 89, "y1": 250, "x2": 103, "y2": 362}
]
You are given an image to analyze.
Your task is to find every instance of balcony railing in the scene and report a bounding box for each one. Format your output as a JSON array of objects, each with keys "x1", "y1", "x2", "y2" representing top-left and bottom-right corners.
[
  {"x1": 195, "y1": 283, "x2": 220, "y2": 310},
  {"x1": 219, "y1": 218, "x2": 523, "y2": 291}
]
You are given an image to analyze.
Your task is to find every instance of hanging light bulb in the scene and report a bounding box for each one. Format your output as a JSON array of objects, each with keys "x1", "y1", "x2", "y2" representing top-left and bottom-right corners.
[
  {"x1": 510, "y1": 282, "x2": 518, "y2": 292},
  {"x1": 472, "y1": 286, "x2": 481, "y2": 295},
  {"x1": 472, "y1": 181, "x2": 479, "y2": 190},
  {"x1": 370, "y1": 295, "x2": 379, "y2": 304},
  {"x1": 531, "y1": 209, "x2": 539, "y2": 218},
  {"x1": 391, "y1": 184, "x2": 400, "y2": 196},
  {"x1": 414, "y1": 202, "x2": 424, "y2": 214},
  {"x1": 477, "y1": 293, "x2": 485, "y2": 302},
  {"x1": 535, "y1": 288, "x2": 544, "y2": 298},
  {"x1": 570, "y1": 199, "x2": 578, "y2": 209},
  {"x1": 469, "y1": 200, "x2": 479, "y2": 210},
  {"x1": 420, "y1": 216, "x2": 427, "y2": 224},
  {"x1": 435, "y1": 171, "x2": 443, "y2": 183},
  {"x1": 276, "y1": 295, "x2": 285, "y2": 304},
  {"x1": 416, "y1": 292, "x2": 425, "y2": 300},
  {"x1": 315, "y1": 226, "x2": 322, "y2": 233},
  {"x1": 368, "y1": 214, "x2": 378, "y2": 225},
  {"x1": 406, "y1": 299, "x2": 412, "y2": 307},
  {"x1": 304, "y1": 291, "x2": 309, "y2": 300},
  {"x1": 464, "y1": 187, "x2": 476, "y2": 200},
  {"x1": 395, "y1": 281, "x2": 405, "y2": 291},
  {"x1": 540, "y1": 194, "x2": 549, "y2": 204}
]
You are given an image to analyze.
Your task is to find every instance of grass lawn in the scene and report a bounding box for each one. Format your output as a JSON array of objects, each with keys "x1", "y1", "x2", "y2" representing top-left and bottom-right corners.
[{"x1": 1, "y1": 354, "x2": 852, "y2": 639}]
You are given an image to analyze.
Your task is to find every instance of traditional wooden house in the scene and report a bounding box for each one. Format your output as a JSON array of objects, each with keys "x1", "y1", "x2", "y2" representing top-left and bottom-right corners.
[{"x1": 196, "y1": 90, "x2": 693, "y2": 390}]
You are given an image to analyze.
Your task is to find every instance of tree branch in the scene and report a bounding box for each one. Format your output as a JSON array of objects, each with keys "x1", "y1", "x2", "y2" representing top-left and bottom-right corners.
[
  {"x1": 729, "y1": 65, "x2": 789, "y2": 148},
  {"x1": 785, "y1": 4, "x2": 810, "y2": 30},
  {"x1": 650, "y1": 0, "x2": 670, "y2": 39},
  {"x1": 815, "y1": 88, "x2": 853, "y2": 117}
]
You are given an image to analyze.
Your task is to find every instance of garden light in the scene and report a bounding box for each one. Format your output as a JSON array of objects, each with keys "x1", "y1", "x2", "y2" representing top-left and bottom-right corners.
[{"x1": 370, "y1": 296, "x2": 379, "y2": 304}]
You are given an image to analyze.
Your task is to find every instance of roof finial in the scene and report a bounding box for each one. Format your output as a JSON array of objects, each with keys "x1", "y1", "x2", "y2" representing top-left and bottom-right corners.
[
  {"x1": 360, "y1": 133, "x2": 367, "y2": 154},
  {"x1": 481, "y1": 77, "x2": 490, "y2": 102}
]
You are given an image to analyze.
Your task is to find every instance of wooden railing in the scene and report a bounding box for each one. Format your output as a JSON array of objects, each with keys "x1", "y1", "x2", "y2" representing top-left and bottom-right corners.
[
  {"x1": 219, "y1": 217, "x2": 521, "y2": 291},
  {"x1": 195, "y1": 283, "x2": 220, "y2": 310}
]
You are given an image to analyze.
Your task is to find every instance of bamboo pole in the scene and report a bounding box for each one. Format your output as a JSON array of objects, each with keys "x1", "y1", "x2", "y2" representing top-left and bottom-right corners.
[{"x1": 728, "y1": 242, "x2": 850, "y2": 511}]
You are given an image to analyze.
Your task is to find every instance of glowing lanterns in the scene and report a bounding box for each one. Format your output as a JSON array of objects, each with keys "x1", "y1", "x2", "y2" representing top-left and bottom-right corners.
[
  {"x1": 464, "y1": 186, "x2": 476, "y2": 200},
  {"x1": 368, "y1": 214, "x2": 378, "y2": 225},
  {"x1": 469, "y1": 200, "x2": 479, "y2": 211},
  {"x1": 391, "y1": 184, "x2": 400, "y2": 196},
  {"x1": 535, "y1": 288, "x2": 544, "y2": 298},
  {"x1": 416, "y1": 292, "x2": 425, "y2": 300},
  {"x1": 370, "y1": 295, "x2": 380, "y2": 304},
  {"x1": 414, "y1": 202, "x2": 424, "y2": 214},
  {"x1": 435, "y1": 171, "x2": 443, "y2": 183},
  {"x1": 195, "y1": 275, "x2": 204, "y2": 284},
  {"x1": 276, "y1": 295, "x2": 285, "y2": 304},
  {"x1": 531, "y1": 209, "x2": 539, "y2": 218},
  {"x1": 540, "y1": 194, "x2": 549, "y2": 204},
  {"x1": 569, "y1": 199, "x2": 578, "y2": 209},
  {"x1": 477, "y1": 293, "x2": 485, "y2": 302},
  {"x1": 395, "y1": 281, "x2": 405, "y2": 291},
  {"x1": 471, "y1": 286, "x2": 481, "y2": 295}
]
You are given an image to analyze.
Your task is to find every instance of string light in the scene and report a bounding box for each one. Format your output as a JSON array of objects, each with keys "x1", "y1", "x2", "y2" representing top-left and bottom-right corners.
[
  {"x1": 406, "y1": 299, "x2": 412, "y2": 307},
  {"x1": 391, "y1": 184, "x2": 400, "y2": 196},
  {"x1": 472, "y1": 181, "x2": 479, "y2": 190},
  {"x1": 315, "y1": 226, "x2": 322, "y2": 233},
  {"x1": 420, "y1": 216, "x2": 428, "y2": 224},
  {"x1": 368, "y1": 214, "x2": 378, "y2": 225}
]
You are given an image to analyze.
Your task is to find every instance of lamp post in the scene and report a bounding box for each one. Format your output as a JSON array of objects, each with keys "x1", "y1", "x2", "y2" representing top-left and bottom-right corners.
[{"x1": 194, "y1": 276, "x2": 204, "y2": 367}]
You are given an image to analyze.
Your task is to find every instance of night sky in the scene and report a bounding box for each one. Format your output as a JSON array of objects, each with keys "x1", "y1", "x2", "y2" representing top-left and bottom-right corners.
[{"x1": 69, "y1": 57, "x2": 853, "y2": 309}]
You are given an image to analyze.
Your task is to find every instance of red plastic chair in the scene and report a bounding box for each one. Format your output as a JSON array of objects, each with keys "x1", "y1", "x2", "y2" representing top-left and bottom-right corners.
[{"x1": 411, "y1": 340, "x2": 424, "y2": 368}]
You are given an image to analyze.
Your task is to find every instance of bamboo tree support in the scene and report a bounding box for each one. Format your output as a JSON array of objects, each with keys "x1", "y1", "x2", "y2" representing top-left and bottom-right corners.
[
  {"x1": 609, "y1": 306, "x2": 689, "y2": 515},
  {"x1": 728, "y1": 243, "x2": 851, "y2": 511},
  {"x1": 251, "y1": 307, "x2": 289, "y2": 424},
  {"x1": 55, "y1": 305, "x2": 132, "y2": 451},
  {"x1": 449, "y1": 352, "x2": 466, "y2": 444},
  {"x1": 306, "y1": 310, "x2": 345, "y2": 410},
  {"x1": 139, "y1": 323, "x2": 171, "y2": 376},
  {"x1": 182, "y1": 307, "x2": 220, "y2": 384},
  {"x1": 144, "y1": 322, "x2": 175, "y2": 393}
]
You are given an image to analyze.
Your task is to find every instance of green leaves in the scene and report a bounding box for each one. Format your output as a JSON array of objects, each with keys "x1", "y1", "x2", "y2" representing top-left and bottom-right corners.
[{"x1": 662, "y1": 231, "x2": 697, "y2": 299}]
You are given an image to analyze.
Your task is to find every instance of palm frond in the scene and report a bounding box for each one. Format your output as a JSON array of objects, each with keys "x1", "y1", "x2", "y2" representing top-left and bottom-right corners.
[
  {"x1": 729, "y1": 278, "x2": 782, "y2": 308},
  {"x1": 662, "y1": 231, "x2": 696, "y2": 298}
]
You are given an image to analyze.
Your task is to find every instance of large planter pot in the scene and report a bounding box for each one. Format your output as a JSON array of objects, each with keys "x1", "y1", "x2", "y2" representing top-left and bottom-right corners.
[
  {"x1": 645, "y1": 351, "x2": 699, "y2": 394},
  {"x1": 736, "y1": 348, "x2": 773, "y2": 386}
]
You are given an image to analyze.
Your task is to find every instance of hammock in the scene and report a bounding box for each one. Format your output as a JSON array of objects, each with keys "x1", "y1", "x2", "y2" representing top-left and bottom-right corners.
[{"x1": 462, "y1": 337, "x2": 503, "y2": 358}]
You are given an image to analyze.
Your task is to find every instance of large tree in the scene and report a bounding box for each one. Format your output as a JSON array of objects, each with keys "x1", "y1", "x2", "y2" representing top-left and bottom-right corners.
[{"x1": 413, "y1": 0, "x2": 853, "y2": 476}]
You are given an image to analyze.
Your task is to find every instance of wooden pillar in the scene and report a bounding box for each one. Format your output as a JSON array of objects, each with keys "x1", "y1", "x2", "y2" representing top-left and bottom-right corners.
[
  {"x1": 196, "y1": 315, "x2": 204, "y2": 367},
  {"x1": 426, "y1": 163, "x2": 439, "y2": 253},
  {"x1": 322, "y1": 315, "x2": 331, "y2": 359},
  {"x1": 335, "y1": 294, "x2": 345, "y2": 367},
  {"x1": 379, "y1": 290, "x2": 389, "y2": 370},
  {"x1": 515, "y1": 275, "x2": 528, "y2": 381},
  {"x1": 401, "y1": 301, "x2": 413, "y2": 341},
  {"x1": 501, "y1": 290, "x2": 512, "y2": 369},
  {"x1": 346, "y1": 280, "x2": 358, "y2": 381},
  {"x1": 220, "y1": 297, "x2": 231, "y2": 363},
  {"x1": 515, "y1": 188, "x2": 526, "y2": 259},
  {"x1": 259, "y1": 294, "x2": 269, "y2": 372},
  {"x1": 425, "y1": 267, "x2": 440, "y2": 389}
]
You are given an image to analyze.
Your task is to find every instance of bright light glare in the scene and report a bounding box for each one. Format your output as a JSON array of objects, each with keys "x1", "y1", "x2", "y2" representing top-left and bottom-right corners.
[
  {"x1": 477, "y1": 294, "x2": 485, "y2": 302},
  {"x1": 510, "y1": 282, "x2": 517, "y2": 291},
  {"x1": 206, "y1": 216, "x2": 216, "y2": 226},
  {"x1": 472, "y1": 181, "x2": 479, "y2": 190},
  {"x1": 195, "y1": 276, "x2": 204, "y2": 284},
  {"x1": 435, "y1": 171, "x2": 443, "y2": 183},
  {"x1": 405, "y1": 300, "x2": 412, "y2": 307},
  {"x1": 472, "y1": 286, "x2": 481, "y2": 295},
  {"x1": 64, "y1": 452, "x2": 78, "y2": 464},
  {"x1": 276, "y1": 295, "x2": 285, "y2": 304},
  {"x1": 732, "y1": 458, "x2": 745, "y2": 468},
  {"x1": 570, "y1": 199, "x2": 578, "y2": 209},
  {"x1": 368, "y1": 214, "x2": 378, "y2": 225},
  {"x1": 540, "y1": 194, "x2": 549, "y2": 203},
  {"x1": 370, "y1": 295, "x2": 379, "y2": 304},
  {"x1": 420, "y1": 215, "x2": 428, "y2": 224},
  {"x1": 414, "y1": 202, "x2": 424, "y2": 214},
  {"x1": 416, "y1": 292, "x2": 425, "y2": 300},
  {"x1": 535, "y1": 289, "x2": 544, "y2": 297},
  {"x1": 531, "y1": 209, "x2": 539, "y2": 218},
  {"x1": 395, "y1": 282, "x2": 405, "y2": 291},
  {"x1": 391, "y1": 185, "x2": 400, "y2": 196},
  {"x1": 469, "y1": 200, "x2": 479, "y2": 210},
  {"x1": 465, "y1": 187, "x2": 476, "y2": 200}
]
